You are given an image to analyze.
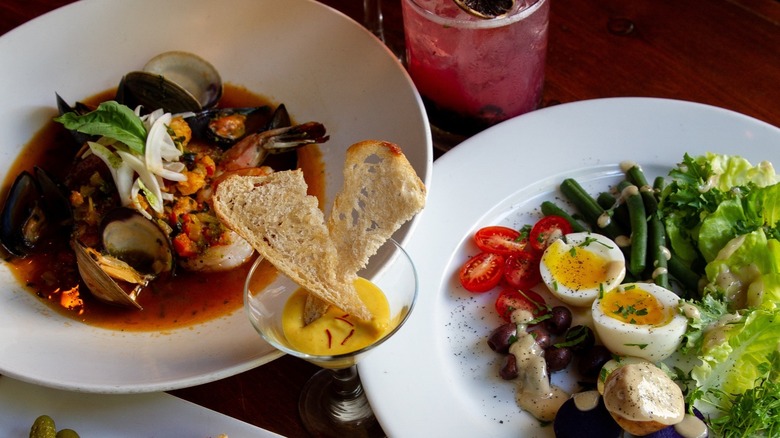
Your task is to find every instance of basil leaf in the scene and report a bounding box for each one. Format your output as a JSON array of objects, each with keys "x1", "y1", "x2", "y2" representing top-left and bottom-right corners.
[{"x1": 54, "y1": 101, "x2": 147, "y2": 154}]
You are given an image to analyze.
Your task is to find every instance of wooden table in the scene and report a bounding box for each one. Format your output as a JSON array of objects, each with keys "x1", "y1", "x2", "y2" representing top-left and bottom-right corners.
[{"x1": 1, "y1": 0, "x2": 778, "y2": 436}]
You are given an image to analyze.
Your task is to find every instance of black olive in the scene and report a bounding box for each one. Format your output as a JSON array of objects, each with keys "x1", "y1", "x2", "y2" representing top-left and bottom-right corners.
[
  {"x1": 499, "y1": 354, "x2": 519, "y2": 380},
  {"x1": 577, "y1": 345, "x2": 613, "y2": 379},
  {"x1": 564, "y1": 325, "x2": 595, "y2": 353},
  {"x1": 545, "y1": 346, "x2": 573, "y2": 372},
  {"x1": 487, "y1": 323, "x2": 517, "y2": 354},
  {"x1": 544, "y1": 306, "x2": 573, "y2": 335},
  {"x1": 526, "y1": 324, "x2": 552, "y2": 349}
]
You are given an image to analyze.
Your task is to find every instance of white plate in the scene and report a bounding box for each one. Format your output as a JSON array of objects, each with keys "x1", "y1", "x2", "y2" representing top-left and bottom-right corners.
[
  {"x1": 0, "y1": 0, "x2": 431, "y2": 393},
  {"x1": 360, "y1": 97, "x2": 780, "y2": 437},
  {"x1": 0, "y1": 375, "x2": 282, "y2": 438}
]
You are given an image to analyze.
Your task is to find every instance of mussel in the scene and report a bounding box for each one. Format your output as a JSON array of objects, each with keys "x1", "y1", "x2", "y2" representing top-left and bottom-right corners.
[
  {"x1": 117, "y1": 51, "x2": 223, "y2": 114},
  {"x1": 0, "y1": 167, "x2": 71, "y2": 257},
  {"x1": 184, "y1": 103, "x2": 293, "y2": 149},
  {"x1": 72, "y1": 208, "x2": 174, "y2": 309},
  {"x1": 56, "y1": 93, "x2": 96, "y2": 146}
]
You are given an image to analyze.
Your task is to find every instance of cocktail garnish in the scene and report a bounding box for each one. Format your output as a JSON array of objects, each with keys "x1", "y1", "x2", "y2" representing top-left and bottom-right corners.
[{"x1": 453, "y1": 0, "x2": 515, "y2": 19}]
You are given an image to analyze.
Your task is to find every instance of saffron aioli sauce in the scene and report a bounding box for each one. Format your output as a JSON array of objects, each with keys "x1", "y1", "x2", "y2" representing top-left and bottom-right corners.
[
  {"x1": 1, "y1": 85, "x2": 326, "y2": 331},
  {"x1": 282, "y1": 278, "x2": 391, "y2": 355}
]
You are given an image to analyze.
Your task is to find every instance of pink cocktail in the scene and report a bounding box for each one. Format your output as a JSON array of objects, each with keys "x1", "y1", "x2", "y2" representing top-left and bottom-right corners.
[{"x1": 402, "y1": 0, "x2": 550, "y2": 136}]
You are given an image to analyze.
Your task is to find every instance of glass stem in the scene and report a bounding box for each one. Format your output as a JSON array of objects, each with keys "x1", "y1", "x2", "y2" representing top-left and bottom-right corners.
[
  {"x1": 328, "y1": 365, "x2": 376, "y2": 424},
  {"x1": 363, "y1": 0, "x2": 385, "y2": 42}
]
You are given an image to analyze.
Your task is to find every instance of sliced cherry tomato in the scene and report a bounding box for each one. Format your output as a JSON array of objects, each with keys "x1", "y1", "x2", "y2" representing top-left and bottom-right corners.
[
  {"x1": 459, "y1": 252, "x2": 505, "y2": 293},
  {"x1": 529, "y1": 216, "x2": 572, "y2": 253},
  {"x1": 495, "y1": 288, "x2": 548, "y2": 322},
  {"x1": 474, "y1": 226, "x2": 529, "y2": 256},
  {"x1": 503, "y1": 251, "x2": 542, "y2": 290}
]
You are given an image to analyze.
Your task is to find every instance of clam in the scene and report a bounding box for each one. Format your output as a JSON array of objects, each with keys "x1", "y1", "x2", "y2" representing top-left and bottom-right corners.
[
  {"x1": 73, "y1": 208, "x2": 174, "y2": 309},
  {"x1": 0, "y1": 167, "x2": 71, "y2": 257},
  {"x1": 116, "y1": 51, "x2": 223, "y2": 114}
]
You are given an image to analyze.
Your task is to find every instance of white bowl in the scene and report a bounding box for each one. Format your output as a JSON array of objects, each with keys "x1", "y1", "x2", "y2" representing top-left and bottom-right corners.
[{"x1": 0, "y1": 0, "x2": 431, "y2": 393}]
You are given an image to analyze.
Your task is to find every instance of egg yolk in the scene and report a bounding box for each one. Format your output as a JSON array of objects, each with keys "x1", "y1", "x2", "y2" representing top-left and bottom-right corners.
[
  {"x1": 281, "y1": 277, "x2": 391, "y2": 355},
  {"x1": 543, "y1": 242, "x2": 613, "y2": 291},
  {"x1": 599, "y1": 287, "x2": 669, "y2": 325}
]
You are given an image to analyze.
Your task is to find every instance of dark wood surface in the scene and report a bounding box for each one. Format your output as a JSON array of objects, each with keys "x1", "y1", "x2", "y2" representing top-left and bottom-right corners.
[{"x1": 1, "y1": 0, "x2": 778, "y2": 436}]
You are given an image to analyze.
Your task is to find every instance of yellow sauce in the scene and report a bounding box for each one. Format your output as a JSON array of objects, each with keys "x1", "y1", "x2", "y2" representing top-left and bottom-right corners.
[
  {"x1": 600, "y1": 286, "x2": 669, "y2": 325},
  {"x1": 282, "y1": 278, "x2": 390, "y2": 355}
]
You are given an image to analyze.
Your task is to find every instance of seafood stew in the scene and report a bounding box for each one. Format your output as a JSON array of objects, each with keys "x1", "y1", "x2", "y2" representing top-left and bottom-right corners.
[{"x1": 1, "y1": 85, "x2": 327, "y2": 332}]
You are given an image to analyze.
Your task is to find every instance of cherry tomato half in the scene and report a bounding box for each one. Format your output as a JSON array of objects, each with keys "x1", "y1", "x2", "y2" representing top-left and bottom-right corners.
[
  {"x1": 495, "y1": 288, "x2": 548, "y2": 322},
  {"x1": 529, "y1": 216, "x2": 573, "y2": 253},
  {"x1": 459, "y1": 252, "x2": 505, "y2": 293},
  {"x1": 474, "y1": 226, "x2": 529, "y2": 256},
  {"x1": 503, "y1": 251, "x2": 542, "y2": 290}
]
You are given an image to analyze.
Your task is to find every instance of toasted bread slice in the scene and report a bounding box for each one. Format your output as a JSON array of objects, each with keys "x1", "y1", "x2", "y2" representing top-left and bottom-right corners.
[
  {"x1": 328, "y1": 140, "x2": 427, "y2": 279},
  {"x1": 213, "y1": 170, "x2": 372, "y2": 320},
  {"x1": 303, "y1": 141, "x2": 427, "y2": 323}
]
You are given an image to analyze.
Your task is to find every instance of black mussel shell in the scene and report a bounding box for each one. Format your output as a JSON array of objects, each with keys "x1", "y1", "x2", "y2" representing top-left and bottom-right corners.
[
  {"x1": 185, "y1": 106, "x2": 273, "y2": 148},
  {"x1": 267, "y1": 104, "x2": 291, "y2": 130},
  {"x1": 56, "y1": 93, "x2": 97, "y2": 146},
  {"x1": 0, "y1": 167, "x2": 72, "y2": 257}
]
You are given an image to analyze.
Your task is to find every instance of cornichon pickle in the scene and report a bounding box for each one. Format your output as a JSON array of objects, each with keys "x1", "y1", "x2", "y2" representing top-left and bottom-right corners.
[
  {"x1": 29, "y1": 415, "x2": 56, "y2": 438},
  {"x1": 56, "y1": 429, "x2": 80, "y2": 438}
]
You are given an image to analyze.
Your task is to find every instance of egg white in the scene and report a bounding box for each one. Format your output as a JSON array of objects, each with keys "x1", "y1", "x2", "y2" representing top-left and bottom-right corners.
[
  {"x1": 591, "y1": 283, "x2": 687, "y2": 362},
  {"x1": 540, "y1": 232, "x2": 626, "y2": 307}
]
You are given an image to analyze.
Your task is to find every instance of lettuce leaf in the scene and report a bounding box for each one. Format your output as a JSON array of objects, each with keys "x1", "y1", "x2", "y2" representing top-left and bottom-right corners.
[
  {"x1": 54, "y1": 101, "x2": 147, "y2": 154},
  {"x1": 690, "y1": 308, "x2": 780, "y2": 415}
]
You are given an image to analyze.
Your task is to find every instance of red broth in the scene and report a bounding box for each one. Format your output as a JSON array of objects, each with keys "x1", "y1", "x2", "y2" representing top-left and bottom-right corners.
[{"x1": 1, "y1": 84, "x2": 325, "y2": 331}]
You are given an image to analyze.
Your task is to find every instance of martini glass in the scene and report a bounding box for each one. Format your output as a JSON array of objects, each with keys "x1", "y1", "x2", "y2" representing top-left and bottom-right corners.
[{"x1": 244, "y1": 238, "x2": 418, "y2": 437}]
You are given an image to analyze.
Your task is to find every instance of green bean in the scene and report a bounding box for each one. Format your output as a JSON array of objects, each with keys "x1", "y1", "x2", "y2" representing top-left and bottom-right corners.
[
  {"x1": 596, "y1": 192, "x2": 630, "y2": 230},
  {"x1": 647, "y1": 211, "x2": 670, "y2": 289},
  {"x1": 617, "y1": 180, "x2": 647, "y2": 276},
  {"x1": 668, "y1": 254, "x2": 701, "y2": 298},
  {"x1": 626, "y1": 164, "x2": 658, "y2": 215},
  {"x1": 559, "y1": 179, "x2": 625, "y2": 239},
  {"x1": 540, "y1": 201, "x2": 587, "y2": 232},
  {"x1": 653, "y1": 175, "x2": 665, "y2": 192}
]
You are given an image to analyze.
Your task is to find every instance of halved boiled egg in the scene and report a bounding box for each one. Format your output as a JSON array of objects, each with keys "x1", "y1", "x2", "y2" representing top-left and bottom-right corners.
[
  {"x1": 540, "y1": 232, "x2": 626, "y2": 307},
  {"x1": 592, "y1": 283, "x2": 687, "y2": 362}
]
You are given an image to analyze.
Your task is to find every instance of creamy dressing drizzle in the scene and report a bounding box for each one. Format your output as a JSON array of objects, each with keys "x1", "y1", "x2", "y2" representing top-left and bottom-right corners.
[
  {"x1": 621, "y1": 184, "x2": 640, "y2": 198},
  {"x1": 573, "y1": 390, "x2": 600, "y2": 411},
  {"x1": 597, "y1": 212, "x2": 612, "y2": 229},
  {"x1": 674, "y1": 413, "x2": 709, "y2": 438},
  {"x1": 679, "y1": 301, "x2": 701, "y2": 320},
  {"x1": 602, "y1": 362, "x2": 684, "y2": 424},
  {"x1": 652, "y1": 267, "x2": 668, "y2": 279},
  {"x1": 615, "y1": 235, "x2": 631, "y2": 248},
  {"x1": 509, "y1": 309, "x2": 569, "y2": 422},
  {"x1": 659, "y1": 245, "x2": 671, "y2": 261},
  {"x1": 619, "y1": 161, "x2": 638, "y2": 172}
]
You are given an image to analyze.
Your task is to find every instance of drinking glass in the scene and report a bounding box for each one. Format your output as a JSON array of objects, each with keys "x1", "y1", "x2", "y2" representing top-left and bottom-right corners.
[
  {"x1": 363, "y1": 0, "x2": 385, "y2": 42},
  {"x1": 245, "y1": 238, "x2": 418, "y2": 437},
  {"x1": 402, "y1": 0, "x2": 550, "y2": 142}
]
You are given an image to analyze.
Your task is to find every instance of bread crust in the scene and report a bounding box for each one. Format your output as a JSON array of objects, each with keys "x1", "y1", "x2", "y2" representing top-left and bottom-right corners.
[
  {"x1": 329, "y1": 140, "x2": 427, "y2": 280},
  {"x1": 213, "y1": 170, "x2": 372, "y2": 320},
  {"x1": 213, "y1": 140, "x2": 425, "y2": 324}
]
